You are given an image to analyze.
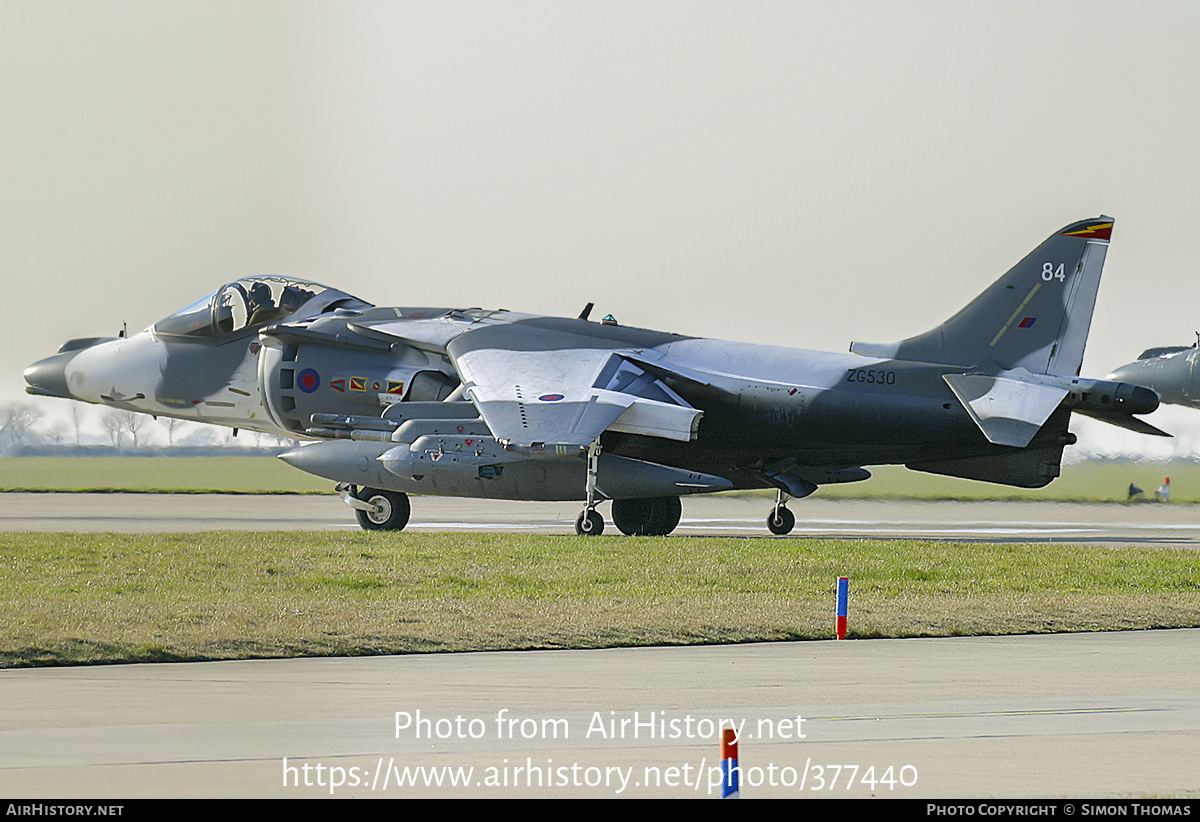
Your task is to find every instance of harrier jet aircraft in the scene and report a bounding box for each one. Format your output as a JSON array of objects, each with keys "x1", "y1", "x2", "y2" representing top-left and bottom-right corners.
[
  {"x1": 25, "y1": 217, "x2": 1166, "y2": 535},
  {"x1": 1108, "y1": 339, "x2": 1200, "y2": 410}
]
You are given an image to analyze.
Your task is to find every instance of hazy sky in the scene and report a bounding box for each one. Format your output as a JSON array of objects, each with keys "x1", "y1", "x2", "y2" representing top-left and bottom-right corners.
[{"x1": 4, "y1": 1, "x2": 1200, "y2": 453}]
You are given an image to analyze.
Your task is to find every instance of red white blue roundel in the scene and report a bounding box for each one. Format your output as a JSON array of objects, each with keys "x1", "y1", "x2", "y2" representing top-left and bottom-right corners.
[
  {"x1": 538, "y1": 393, "x2": 564, "y2": 402},
  {"x1": 297, "y1": 368, "x2": 321, "y2": 393}
]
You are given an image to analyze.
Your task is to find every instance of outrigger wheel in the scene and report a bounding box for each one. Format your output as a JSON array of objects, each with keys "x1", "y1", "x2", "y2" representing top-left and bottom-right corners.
[
  {"x1": 353, "y1": 487, "x2": 411, "y2": 531},
  {"x1": 767, "y1": 489, "x2": 795, "y2": 535},
  {"x1": 574, "y1": 439, "x2": 606, "y2": 536},
  {"x1": 575, "y1": 509, "x2": 604, "y2": 536},
  {"x1": 766, "y1": 506, "x2": 795, "y2": 536}
]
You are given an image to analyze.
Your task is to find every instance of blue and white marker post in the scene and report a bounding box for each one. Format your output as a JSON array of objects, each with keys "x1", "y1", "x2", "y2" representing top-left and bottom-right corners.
[
  {"x1": 720, "y1": 728, "x2": 739, "y2": 798},
  {"x1": 836, "y1": 576, "x2": 849, "y2": 640}
]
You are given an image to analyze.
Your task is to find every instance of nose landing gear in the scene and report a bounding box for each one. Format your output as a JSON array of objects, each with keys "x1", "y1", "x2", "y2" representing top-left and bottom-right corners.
[{"x1": 340, "y1": 484, "x2": 411, "y2": 531}]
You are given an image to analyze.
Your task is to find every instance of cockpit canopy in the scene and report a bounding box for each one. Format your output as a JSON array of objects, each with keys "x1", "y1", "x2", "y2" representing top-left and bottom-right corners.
[{"x1": 154, "y1": 277, "x2": 370, "y2": 339}]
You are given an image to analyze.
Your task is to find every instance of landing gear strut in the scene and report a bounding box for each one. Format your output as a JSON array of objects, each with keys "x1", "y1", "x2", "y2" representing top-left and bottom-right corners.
[
  {"x1": 611, "y1": 496, "x2": 682, "y2": 536},
  {"x1": 339, "y1": 484, "x2": 411, "y2": 531},
  {"x1": 767, "y1": 489, "x2": 795, "y2": 535},
  {"x1": 575, "y1": 440, "x2": 605, "y2": 536}
]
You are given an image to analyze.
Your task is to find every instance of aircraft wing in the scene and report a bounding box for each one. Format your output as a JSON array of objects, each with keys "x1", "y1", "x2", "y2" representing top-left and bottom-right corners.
[{"x1": 447, "y1": 325, "x2": 702, "y2": 448}]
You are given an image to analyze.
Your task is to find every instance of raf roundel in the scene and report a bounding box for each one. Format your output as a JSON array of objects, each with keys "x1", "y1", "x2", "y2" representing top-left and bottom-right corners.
[
  {"x1": 297, "y1": 368, "x2": 321, "y2": 394},
  {"x1": 538, "y1": 394, "x2": 565, "y2": 402}
]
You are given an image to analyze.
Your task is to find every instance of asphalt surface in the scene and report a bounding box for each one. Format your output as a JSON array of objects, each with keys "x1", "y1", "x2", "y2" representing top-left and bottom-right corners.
[
  {"x1": 1, "y1": 630, "x2": 1197, "y2": 798},
  {"x1": 2, "y1": 493, "x2": 1197, "y2": 798},
  {"x1": 2, "y1": 492, "x2": 1200, "y2": 548}
]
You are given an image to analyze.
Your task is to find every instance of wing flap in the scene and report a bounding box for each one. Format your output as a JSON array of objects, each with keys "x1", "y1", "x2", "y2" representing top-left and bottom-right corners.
[
  {"x1": 602, "y1": 390, "x2": 702, "y2": 440},
  {"x1": 453, "y1": 347, "x2": 700, "y2": 447}
]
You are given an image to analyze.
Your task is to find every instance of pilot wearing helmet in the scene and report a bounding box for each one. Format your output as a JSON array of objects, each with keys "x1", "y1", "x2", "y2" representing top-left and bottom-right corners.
[{"x1": 247, "y1": 282, "x2": 278, "y2": 325}]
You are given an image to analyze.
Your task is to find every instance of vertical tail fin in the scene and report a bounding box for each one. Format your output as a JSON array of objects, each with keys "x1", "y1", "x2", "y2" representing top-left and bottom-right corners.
[{"x1": 850, "y1": 217, "x2": 1113, "y2": 376}]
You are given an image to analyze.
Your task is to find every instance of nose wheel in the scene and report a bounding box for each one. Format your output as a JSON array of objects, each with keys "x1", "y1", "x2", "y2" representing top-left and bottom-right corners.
[
  {"x1": 339, "y1": 484, "x2": 411, "y2": 531},
  {"x1": 767, "y1": 490, "x2": 795, "y2": 535}
]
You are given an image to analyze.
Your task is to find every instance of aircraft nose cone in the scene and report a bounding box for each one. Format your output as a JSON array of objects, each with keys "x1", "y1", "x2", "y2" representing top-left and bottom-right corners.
[
  {"x1": 23, "y1": 352, "x2": 75, "y2": 400},
  {"x1": 1105, "y1": 364, "x2": 1137, "y2": 384},
  {"x1": 1107, "y1": 358, "x2": 1185, "y2": 405}
]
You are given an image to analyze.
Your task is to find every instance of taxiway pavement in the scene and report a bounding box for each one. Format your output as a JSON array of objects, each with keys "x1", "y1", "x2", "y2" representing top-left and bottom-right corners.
[
  {"x1": 0, "y1": 630, "x2": 1197, "y2": 798},
  {"x1": 3, "y1": 494, "x2": 1197, "y2": 798},
  {"x1": 1, "y1": 493, "x2": 1199, "y2": 548}
]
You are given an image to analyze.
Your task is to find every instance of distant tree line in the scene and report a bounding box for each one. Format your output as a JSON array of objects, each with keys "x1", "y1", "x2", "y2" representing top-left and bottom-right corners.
[{"x1": 0, "y1": 402, "x2": 296, "y2": 455}]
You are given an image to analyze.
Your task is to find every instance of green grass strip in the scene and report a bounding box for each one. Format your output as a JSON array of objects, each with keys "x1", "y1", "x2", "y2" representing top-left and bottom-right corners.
[
  {"x1": 0, "y1": 457, "x2": 331, "y2": 494},
  {"x1": 2, "y1": 532, "x2": 1197, "y2": 667},
  {"x1": 1, "y1": 457, "x2": 1197, "y2": 501}
]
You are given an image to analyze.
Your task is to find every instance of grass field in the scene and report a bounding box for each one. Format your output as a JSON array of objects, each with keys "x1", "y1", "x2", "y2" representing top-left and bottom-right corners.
[
  {"x1": 0, "y1": 456, "x2": 332, "y2": 493},
  {"x1": 2, "y1": 531, "x2": 1198, "y2": 667},
  {"x1": 0, "y1": 456, "x2": 1197, "y2": 500},
  {"x1": 818, "y1": 461, "x2": 1195, "y2": 502}
]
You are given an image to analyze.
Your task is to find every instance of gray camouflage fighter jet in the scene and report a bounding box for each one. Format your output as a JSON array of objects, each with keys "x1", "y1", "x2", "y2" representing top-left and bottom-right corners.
[
  {"x1": 25, "y1": 217, "x2": 1167, "y2": 536},
  {"x1": 1107, "y1": 339, "x2": 1200, "y2": 410}
]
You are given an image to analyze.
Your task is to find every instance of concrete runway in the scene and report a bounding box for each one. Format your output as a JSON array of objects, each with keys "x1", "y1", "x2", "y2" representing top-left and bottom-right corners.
[
  {"x1": 3, "y1": 492, "x2": 1200, "y2": 548},
  {"x1": 2, "y1": 493, "x2": 1197, "y2": 798},
  {"x1": 0, "y1": 630, "x2": 1197, "y2": 798}
]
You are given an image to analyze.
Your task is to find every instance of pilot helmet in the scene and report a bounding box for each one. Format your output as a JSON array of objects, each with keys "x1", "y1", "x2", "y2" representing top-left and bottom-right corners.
[{"x1": 249, "y1": 281, "x2": 273, "y2": 308}]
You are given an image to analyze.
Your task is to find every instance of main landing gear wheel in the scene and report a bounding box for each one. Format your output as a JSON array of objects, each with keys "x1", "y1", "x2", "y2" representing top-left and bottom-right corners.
[
  {"x1": 354, "y1": 488, "x2": 411, "y2": 531},
  {"x1": 575, "y1": 509, "x2": 605, "y2": 536},
  {"x1": 611, "y1": 496, "x2": 682, "y2": 536}
]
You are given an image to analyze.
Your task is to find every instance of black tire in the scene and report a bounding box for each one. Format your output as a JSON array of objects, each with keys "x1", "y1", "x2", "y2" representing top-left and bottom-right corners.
[
  {"x1": 612, "y1": 496, "x2": 682, "y2": 536},
  {"x1": 612, "y1": 498, "x2": 653, "y2": 535},
  {"x1": 354, "y1": 488, "x2": 411, "y2": 531},
  {"x1": 575, "y1": 509, "x2": 605, "y2": 536},
  {"x1": 652, "y1": 496, "x2": 682, "y2": 536},
  {"x1": 766, "y1": 506, "x2": 795, "y2": 536}
]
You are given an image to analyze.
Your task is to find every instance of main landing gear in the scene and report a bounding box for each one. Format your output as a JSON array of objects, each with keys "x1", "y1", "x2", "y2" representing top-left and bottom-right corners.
[
  {"x1": 573, "y1": 439, "x2": 683, "y2": 536},
  {"x1": 767, "y1": 489, "x2": 795, "y2": 535},
  {"x1": 340, "y1": 484, "x2": 411, "y2": 531},
  {"x1": 611, "y1": 496, "x2": 682, "y2": 536},
  {"x1": 576, "y1": 497, "x2": 683, "y2": 537}
]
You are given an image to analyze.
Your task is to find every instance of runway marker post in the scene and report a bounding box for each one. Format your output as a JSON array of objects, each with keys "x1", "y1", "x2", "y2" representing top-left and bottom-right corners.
[
  {"x1": 836, "y1": 576, "x2": 849, "y2": 639},
  {"x1": 720, "y1": 728, "x2": 739, "y2": 798}
]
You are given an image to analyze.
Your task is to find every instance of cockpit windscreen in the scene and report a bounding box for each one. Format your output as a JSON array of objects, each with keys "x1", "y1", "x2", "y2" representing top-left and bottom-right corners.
[{"x1": 154, "y1": 277, "x2": 364, "y2": 339}]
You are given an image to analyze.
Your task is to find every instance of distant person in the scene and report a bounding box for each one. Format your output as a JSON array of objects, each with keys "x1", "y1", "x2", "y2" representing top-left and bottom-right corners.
[
  {"x1": 1127, "y1": 483, "x2": 1144, "y2": 501},
  {"x1": 1156, "y1": 477, "x2": 1171, "y2": 503}
]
